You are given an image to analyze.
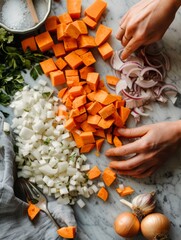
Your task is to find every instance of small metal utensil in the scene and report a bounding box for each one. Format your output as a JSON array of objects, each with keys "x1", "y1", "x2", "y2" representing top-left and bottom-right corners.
[{"x1": 18, "y1": 178, "x2": 59, "y2": 229}]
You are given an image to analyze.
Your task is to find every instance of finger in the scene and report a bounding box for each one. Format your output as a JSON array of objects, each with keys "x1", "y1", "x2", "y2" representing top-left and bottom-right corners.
[
  {"x1": 105, "y1": 138, "x2": 143, "y2": 157},
  {"x1": 109, "y1": 153, "x2": 147, "y2": 171},
  {"x1": 121, "y1": 35, "x2": 132, "y2": 47},
  {"x1": 118, "y1": 126, "x2": 149, "y2": 138},
  {"x1": 121, "y1": 37, "x2": 143, "y2": 60},
  {"x1": 116, "y1": 26, "x2": 126, "y2": 40},
  {"x1": 132, "y1": 166, "x2": 159, "y2": 178}
]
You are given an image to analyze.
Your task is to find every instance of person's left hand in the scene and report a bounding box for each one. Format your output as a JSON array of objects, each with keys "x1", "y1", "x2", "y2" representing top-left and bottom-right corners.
[{"x1": 105, "y1": 121, "x2": 181, "y2": 178}]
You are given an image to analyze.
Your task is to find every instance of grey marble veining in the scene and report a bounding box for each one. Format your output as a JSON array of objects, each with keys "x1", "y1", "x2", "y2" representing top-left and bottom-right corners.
[{"x1": 0, "y1": 0, "x2": 181, "y2": 239}]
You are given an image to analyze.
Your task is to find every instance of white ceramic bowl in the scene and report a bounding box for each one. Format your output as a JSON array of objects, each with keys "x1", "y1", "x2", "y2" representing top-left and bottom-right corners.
[{"x1": 0, "y1": 0, "x2": 52, "y2": 34}]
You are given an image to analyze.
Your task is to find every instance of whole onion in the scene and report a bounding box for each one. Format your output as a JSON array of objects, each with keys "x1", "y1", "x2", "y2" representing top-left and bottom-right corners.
[
  {"x1": 114, "y1": 212, "x2": 140, "y2": 238},
  {"x1": 141, "y1": 213, "x2": 170, "y2": 240}
]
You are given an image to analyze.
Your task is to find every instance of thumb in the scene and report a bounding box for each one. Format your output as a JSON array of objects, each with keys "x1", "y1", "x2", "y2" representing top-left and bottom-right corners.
[{"x1": 118, "y1": 126, "x2": 149, "y2": 138}]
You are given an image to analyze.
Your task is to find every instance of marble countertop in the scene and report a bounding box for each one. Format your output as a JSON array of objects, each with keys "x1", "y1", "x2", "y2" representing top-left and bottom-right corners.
[{"x1": 1, "y1": 0, "x2": 181, "y2": 239}]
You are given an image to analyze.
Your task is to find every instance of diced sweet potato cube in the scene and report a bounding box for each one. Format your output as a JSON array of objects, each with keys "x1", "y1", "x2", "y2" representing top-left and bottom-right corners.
[
  {"x1": 82, "y1": 16, "x2": 97, "y2": 29},
  {"x1": 80, "y1": 51, "x2": 96, "y2": 66},
  {"x1": 64, "y1": 51, "x2": 83, "y2": 69},
  {"x1": 52, "y1": 43, "x2": 66, "y2": 57},
  {"x1": 45, "y1": 16, "x2": 59, "y2": 32},
  {"x1": 77, "y1": 35, "x2": 96, "y2": 48},
  {"x1": 80, "y1": 131, "x2": 95, "y2": 144},
  {"x1": 21, "y1": 36, "x2": 37, "y2": 52},
  {"x1": 58, "y1": 12, "x2": 73, "y2": 24},
  {"x1": 65, "y1": 23, "x2": 81, "y2": 39},
  {"x1": 86, "y1": 72, "x2": 100, "y2": 91},
  {"x1": 57, "y1": 23, "x2": 67, "y2": 41},
  {"x1": 35, "y1": 31, "x2": 54, "y2": 52},
  {"x1": 98, "y1": 42, "x2": 113, "y2": 60},
  {"x1": 63, "y1": 37, "x2": 78, "y2": 52},
  {"x1": 50, "y1": 70, "x2": 66, "y2": 86},
  {"x1": 84, "y1": 0, "x2": 107, "y2": 22},
  {"x1": 40, "y1": 58, "x2": 57, "y2": 75},
  {"x1": 55, "y1": 57, "x2": 67, "y2": 70}
]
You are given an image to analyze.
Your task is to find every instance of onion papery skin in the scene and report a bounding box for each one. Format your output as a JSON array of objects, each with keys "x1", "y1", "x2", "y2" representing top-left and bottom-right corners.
[
  {"x1": 114, "y1": 212, "x2": 140, "y2": 238},
  {"x1": 141, "y1": 213, "x2": 170, "y2": 240}
]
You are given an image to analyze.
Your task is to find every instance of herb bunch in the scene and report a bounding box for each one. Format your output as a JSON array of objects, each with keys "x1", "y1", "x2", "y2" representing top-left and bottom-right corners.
[{"x1": 0, "y1": 28, "x2": 47, "y2": 106}]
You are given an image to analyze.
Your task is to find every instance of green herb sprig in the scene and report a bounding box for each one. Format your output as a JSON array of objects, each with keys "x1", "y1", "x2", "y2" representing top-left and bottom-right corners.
[{"x1": 0, "y1": 28, "x2": 48, "y2": 106}]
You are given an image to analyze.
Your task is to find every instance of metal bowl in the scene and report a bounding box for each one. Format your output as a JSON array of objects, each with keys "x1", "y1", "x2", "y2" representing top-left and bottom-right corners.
[{"x1": 0, "y1": 0, "x2": 52, "y2": 34}]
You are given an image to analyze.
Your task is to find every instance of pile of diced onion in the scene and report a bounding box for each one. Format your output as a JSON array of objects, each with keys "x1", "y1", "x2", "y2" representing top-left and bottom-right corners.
[
  {"x1": 109, "y1": 43, "x2": 178, "y2": 122},
  {"x1": 10, "y1": 80, "x2": 100, "y2": 206}
]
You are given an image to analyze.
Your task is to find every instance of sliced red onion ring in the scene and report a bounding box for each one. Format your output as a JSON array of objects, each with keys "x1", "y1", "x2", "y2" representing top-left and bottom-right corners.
[
  {"x1": 110, "y1": 49, "x2": 125, "y2": 70},
  {"x1": 115, "y1": 79, "x2": 127, "y2": 95},
  {"x1": 157, "y1": 83, "x2": 178, "y2": 97},
  {"x1": 140, "y1": 67, "x2": 163, "y2": 81},
  {"x1": 109, "y1": 43, "x2": 177, "y2": 121},
  {"x1": 136, "y1": 77, "x2": 158, "y2": 88}
]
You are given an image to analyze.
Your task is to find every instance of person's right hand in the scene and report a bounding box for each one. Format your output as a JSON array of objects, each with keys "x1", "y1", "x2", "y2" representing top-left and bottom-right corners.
[{"x1": 116, "y1": 0, "x2": 181, "y2": 60}]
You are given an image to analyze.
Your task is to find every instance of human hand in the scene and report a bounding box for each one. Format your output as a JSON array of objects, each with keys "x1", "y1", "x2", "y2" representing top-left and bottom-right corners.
[
  {"x1": 116, "y1": 0, "x2": 181, "y2": 60},
  {"x1": 105, "y1": 121, "x2": 181, "y2": 178}
]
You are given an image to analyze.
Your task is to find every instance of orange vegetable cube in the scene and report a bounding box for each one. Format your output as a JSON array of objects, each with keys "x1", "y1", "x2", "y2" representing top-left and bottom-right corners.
[
  {"x1": 57, "y1": 23, "x2": 67, "y2": 41},
  {"x1": 75, "y1": 48, "x2": 88, "y2": 56},
  {"x1": 87, "y1": 114, "x2": 101, "y2": 125},
  {"x1": 28, "y1": 203, "x2": 40, "y2": 220},
  {"x1": 95, "y1": 24, "x2": 112, "y2": 46},
  {"x1": 55, "y1": 57, "x2": 67, "y2": 70},
  {"x1": 98, "y1": 42, "x2": 113, "y2": 60},
  {"x1": 63, "y1": 37, "x2": 78, "y2": 52},
  {"x1": 121, "y1": 106, "x2": 131, "y2": 125},
  {"x1": 64, "y1": 51, "x2": 83, "y2": 69},
  {"x1": 97, "y1": 187, "x2": 108, "y2": 201},
  {"x1": 80, "y1": 131, "x2": 95, "y2": 144},
  {"x1": 72, "y1": 95, "x2": 87, "y2": 108},
  {"x1": 52, "y1": 43, "x2": 66, "y2": 57},
  {"x1": 50, "y1": 70, "x2": 66, "y2": 86},
  {"x1": 21, "y1": 36, "x2": 37, "y2": 52},
  {"x1": 106, "y1": 133, "x2": 113, "y2": 144},
  {"x1": 96, "y1": 138, "x2": 104, "y2": 152},
  {"x1": 40, "y1": 58, "x2": 57, "y2": 75},
  {"x1": 106, "y1": 75, "x2": 119, "y2": 86},
  {"x1": 35, "y1": 31, "x2": 54, "y2": 52},
  {"x1": 81, "y1": 51, "x2": 96, "y2": 66},
  {"x1": 84, "y1": 0, "x2": 107, "y2": 22},
  {"x1": 82, "y1": 16, "x2": 97, "y2": 29},
  {"x1": 80, "y1": 121, "x2": 96, "y2": 132},
  {"x1": 87, "y1": 101, "x2": 102, "y2": 115},
  {"x1": 79, "y1": 66, "x2": 95, "y2": 80},
  {"x1": 65, "y1": 69, "x2": 79, "y2": 77},
  {"x1": 65, "y1": 23, "x2": 81, "y2": 39},
  {"x1": 67, "y1": 0, "x2": 82, "y2": 19},
  {"x1": 94, "y1": 129, "x2": 105, "y2": 138},
  {"x1": 73, "y1": 20, "x2": 88, "y2": 34},
  {"x1": 80, "y1": 143, "x2": 95, "y2": 153},
  {"x1": 66, "y1": 75, "x2": 80, "y2": 87},
  {"x1": 57, "y1": 226, "x2": 76, "y2": 239},
  {"x1": 77, "y1": 35, "x2": 96, "y2": 48},
  {"x1": 64, "y1": 118, "x2": 77, "y2": 131},
  {"x1": 113, "y1": 136, "x2": 123, "y2": 147},
  {"x1": 45, "y1": 16, "x2": 59, "y2": 32},
  {"x1": 87, "y1": 165, "x2": 101, "y2": 180},
  {"x1": 86, "y1": 72, "x2": 100, "y2": 91},
  {"x1": 98, "y1": 118, "x2": 115, "y2": 129},
  {"x1": 58, "y1": 12, "x2": 73, "y2": 24},
  {"x1": 71, "y1": 130, "x2": 84, "y2": 148},
  {"x1": 120, "y1": 186, "x2": 135, "y2": 197},
  {"x1": 102, "y1": 168, "x2": 116, "y2": 186},
  {"x1": 58, "y1": 87, "x2": 68, "y2": 99},
  {"x1": 74, "y1": 112, "x2": 87, "y2": 123},
  {"x1": 69, "y1": 85, "x2": 84, "y2": 97},
  {"x1": 99, "y1": 103, "x2": 116, "y2": 119},
  {"x1": 94, "y1": 90, "x2": 108, "y2": 104}
]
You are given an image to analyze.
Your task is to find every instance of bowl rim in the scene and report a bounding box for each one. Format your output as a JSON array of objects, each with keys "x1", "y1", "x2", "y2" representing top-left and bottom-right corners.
[{"x1": 0, "y1": 0, "x2": 52, "y2": 34}]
